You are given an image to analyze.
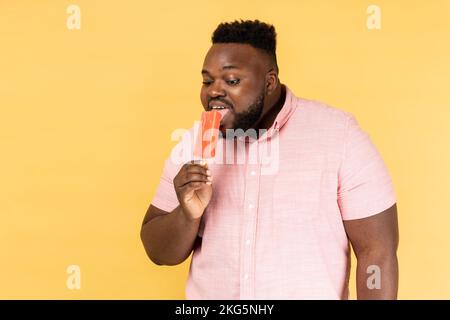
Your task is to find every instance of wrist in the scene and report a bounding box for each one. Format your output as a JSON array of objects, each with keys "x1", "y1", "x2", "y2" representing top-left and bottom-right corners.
[{"x1": 178, "y1": 205, "x2": 202, "y2": 224}]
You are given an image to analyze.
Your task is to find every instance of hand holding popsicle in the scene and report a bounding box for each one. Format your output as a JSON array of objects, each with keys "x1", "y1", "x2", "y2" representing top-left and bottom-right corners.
[
  {"x1": 173, "y1": 161, "x2": 213, "y2": 221},
  {"x1": 173, "y1": 110, "x2": 224, "y2": 221}
]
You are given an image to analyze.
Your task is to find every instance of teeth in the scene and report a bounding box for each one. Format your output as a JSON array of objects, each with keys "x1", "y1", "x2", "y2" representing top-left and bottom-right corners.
[{"x1": 211, "y1": 106, "x2": 225, "y2": 109}]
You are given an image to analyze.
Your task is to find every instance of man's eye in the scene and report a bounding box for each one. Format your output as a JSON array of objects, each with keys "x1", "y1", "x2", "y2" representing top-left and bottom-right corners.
[
  {"x1": 226, "y1": 79, "x2": 240, "y2": 86},
  {"x1": 202, "y1": 80, "x2": 213, "y2": 86}
]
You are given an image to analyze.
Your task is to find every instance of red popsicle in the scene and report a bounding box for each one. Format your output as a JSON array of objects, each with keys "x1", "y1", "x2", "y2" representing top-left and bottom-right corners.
[{"x1": 194, "y1": 110, "x2": 223, "y2": 159}]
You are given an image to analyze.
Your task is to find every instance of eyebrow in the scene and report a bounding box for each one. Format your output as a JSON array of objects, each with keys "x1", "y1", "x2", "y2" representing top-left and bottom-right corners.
[{"x1": 201, "y1": 65, "x2": 240, "y2": 74}]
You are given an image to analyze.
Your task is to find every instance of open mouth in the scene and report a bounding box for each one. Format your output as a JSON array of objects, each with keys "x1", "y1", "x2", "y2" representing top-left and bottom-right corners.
[
  {"x1": 209, "y1": 106, "x2": 231, "y2": 129},
  {"x1": 210, "y1": 105, "x2": 231, "y2": 117},
  {"x1": 209, "y1": 105, "x2": 230, "y2": 110}
]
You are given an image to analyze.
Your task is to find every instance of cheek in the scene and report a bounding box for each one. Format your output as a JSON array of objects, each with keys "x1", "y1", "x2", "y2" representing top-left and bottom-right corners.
[
  {"x1": 200, "y1": 88, "x2": 208, "y2": 108},
  {"x1": 227, "y1": 88, "x2": 247, "y2": 112},
  {"x1": 230, "y1": 80, "x2": 263, "y2": 112},
  {"x1": 232, "y1": 94, "x2": 258, "y2": 113}
]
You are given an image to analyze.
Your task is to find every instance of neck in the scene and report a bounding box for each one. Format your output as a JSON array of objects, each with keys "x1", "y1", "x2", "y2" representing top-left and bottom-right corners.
[{"x1": 254, "y1": 83, "x2": 286, "y2": 132}]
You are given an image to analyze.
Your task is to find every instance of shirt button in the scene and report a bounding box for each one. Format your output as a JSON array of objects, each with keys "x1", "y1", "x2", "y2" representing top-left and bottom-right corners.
[
  {"x1": 250, "y1": 171, "x2": 256, "y2": 176},
  {"x1": 244, "y1": 274, "x2": 249, "y2": 280},
  {"x1": 248, "y1": 204, "x2": 254, "y2": 209},
  {"x1": 246, "y1": 239, "x2": 251, "y2": 246}
]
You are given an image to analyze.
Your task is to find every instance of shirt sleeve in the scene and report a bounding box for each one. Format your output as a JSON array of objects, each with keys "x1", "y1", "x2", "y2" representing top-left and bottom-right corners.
[
  {"x1": 151, "y1": 128, "x2": 196, "y2": 213},
  {"x1": 337, "y1": 114, "x2": 397, "y2": 220},
  {"x1": 151, "y1": 157, "x2": 182, "y2": 213}
]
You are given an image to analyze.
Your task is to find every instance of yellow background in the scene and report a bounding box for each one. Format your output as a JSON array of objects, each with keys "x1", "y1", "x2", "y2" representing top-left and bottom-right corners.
[{"x1": 1, "y1": 0, "x2": 449, "y2": 299}]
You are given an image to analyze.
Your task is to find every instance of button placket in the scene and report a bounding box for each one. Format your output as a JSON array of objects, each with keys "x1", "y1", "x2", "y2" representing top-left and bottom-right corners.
[{"x1": 239, "y1": 142, "x2": 260, "y2": 299}]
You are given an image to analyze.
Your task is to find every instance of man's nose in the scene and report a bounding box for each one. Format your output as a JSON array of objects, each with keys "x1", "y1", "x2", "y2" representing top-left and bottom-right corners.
[{"x1": 208, "y1": 81, "x2": 226, "y2": 98}]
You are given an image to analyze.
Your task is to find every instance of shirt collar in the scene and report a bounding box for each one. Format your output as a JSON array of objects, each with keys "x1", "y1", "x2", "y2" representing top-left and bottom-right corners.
[
  {"x1": 258, "y1": 85, "x2": 297, "y2": 141},
  {"x1": 238, "y1": 85, "x2": 297, "y2": 143}
]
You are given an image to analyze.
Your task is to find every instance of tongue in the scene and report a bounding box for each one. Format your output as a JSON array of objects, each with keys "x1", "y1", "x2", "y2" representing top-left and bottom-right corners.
[{"x1": 216, "y1": 108, "x2": 230, "y2": 119}]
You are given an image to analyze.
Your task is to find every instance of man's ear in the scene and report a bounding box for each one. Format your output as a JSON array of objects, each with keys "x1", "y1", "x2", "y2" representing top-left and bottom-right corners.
[{"x1": 265, "y1": 69, "x2": 278, "y2": 95}]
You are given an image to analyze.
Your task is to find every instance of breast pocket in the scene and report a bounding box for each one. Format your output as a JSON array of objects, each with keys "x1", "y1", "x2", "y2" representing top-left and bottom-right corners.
[{"x1": 272, "y1": 170, "x2": 322, "y2": 223}]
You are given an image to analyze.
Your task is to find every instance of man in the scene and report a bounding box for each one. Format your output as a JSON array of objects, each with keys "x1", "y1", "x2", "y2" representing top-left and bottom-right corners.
[{"x1": 141, "y1": 20, "x2": 399, "y2": 299}]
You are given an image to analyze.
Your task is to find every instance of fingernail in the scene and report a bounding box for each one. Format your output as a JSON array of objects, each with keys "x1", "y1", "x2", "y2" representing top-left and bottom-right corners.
[
  {"x1": 207, "y1": 176, "x2": 212, "y2": 181},
  {"x1": 206, "y1": 181, "x2": 212, "y2": 185},
  {"x1": 206, "y1": 170, "x2": 211, "y2": 175}
]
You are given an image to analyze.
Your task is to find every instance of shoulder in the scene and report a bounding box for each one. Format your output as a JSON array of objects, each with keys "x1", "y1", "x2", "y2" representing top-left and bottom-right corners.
[
  {"x1": 290, "y1": 95, "x2": 355, "y2": 133},
  {"x1": 298, "y1": 97, "x2": 352, "y2": 122}
]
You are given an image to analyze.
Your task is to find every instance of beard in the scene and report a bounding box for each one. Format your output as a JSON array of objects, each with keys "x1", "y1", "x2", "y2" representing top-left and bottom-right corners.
[{"x1": 232, "y1": 89, "x2": 265, "y2": 132}]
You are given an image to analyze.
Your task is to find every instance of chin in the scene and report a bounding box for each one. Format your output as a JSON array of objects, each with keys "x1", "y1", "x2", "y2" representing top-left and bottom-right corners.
[
  {"x1": 219, "y1": 127, "x2": 227, "y2": 137},
  {"x1": 219, "y1": 124, "x2": 234, "y2": 138}
]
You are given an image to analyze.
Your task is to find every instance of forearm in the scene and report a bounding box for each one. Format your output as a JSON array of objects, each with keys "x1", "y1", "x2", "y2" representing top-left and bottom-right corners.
[
  {"x1": 355, "y1": 250, "x2": 398, "y2": 299},
  {"x1": 140, "y1": 205, "x2": 201, "y2": 266}
]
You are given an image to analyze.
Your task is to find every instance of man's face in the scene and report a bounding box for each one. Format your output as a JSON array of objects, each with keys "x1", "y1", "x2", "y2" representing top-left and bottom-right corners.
[{"x1": 200, "y1": 43, "x2": 268, "y2": 133}]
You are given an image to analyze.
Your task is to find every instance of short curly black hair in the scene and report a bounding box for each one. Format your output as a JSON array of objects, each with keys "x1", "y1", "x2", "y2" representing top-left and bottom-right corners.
[{"x1": 212, "y1": 19, "x2": 278, "y2": 72}]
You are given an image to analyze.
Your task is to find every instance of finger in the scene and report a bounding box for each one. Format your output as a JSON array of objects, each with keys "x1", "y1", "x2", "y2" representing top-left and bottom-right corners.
[
  {"x1": 181, "y1": 161, "x2": 206, "y2": 172},
  {"x1": 190, "y1": 159, "x2": 208, "y2": 166},
  {"x1": 186, "y1": 173, "x2": 212, "y2": 182},
  {"x1": 178, "y1": 174, "x2": 211, "y2": 188},
  {"x1": 175, "y1": 162, "x2": 211, "y2": 187},
  {"x1": 179, "y1": 181, "x2": 211, "y2": 193},
  {"x1": 188, "y1": 160, "x2": 209, "y2": 170},
  {"x1": 184, "y1": 164, "x2": 211, "y2": 177}
]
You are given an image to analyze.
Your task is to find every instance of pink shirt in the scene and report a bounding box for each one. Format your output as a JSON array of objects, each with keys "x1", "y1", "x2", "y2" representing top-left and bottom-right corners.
[{"x1": 151, "y1": 86, "x2": 396, "y2": 299}]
